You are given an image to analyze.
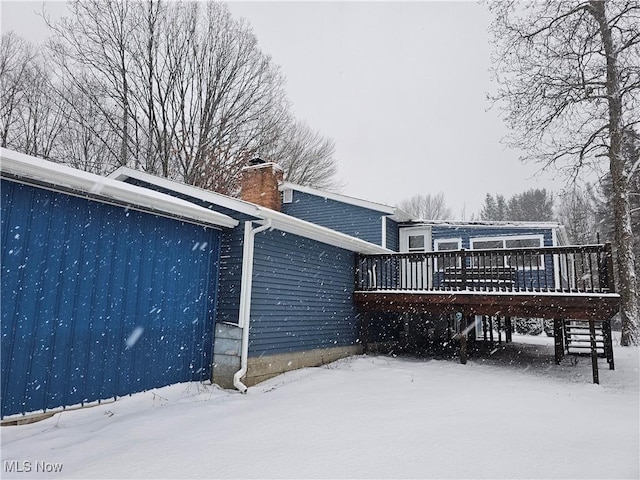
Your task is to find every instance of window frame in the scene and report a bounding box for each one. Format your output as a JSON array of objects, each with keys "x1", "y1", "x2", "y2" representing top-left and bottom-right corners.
[
  {"x1": 434, "y1": 237, "x2": 462, "y2": 271},
  {"x1": 469, "y1": 234, "x2": 545, "y2": 270}
]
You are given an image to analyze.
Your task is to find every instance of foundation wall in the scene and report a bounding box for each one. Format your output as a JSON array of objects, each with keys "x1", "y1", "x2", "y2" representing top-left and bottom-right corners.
[{"x1": 244, "y1": 345, "x2": 363, "y2": 386}]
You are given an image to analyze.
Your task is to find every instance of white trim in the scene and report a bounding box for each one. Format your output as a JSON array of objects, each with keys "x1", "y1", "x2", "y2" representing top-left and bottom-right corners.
[
  {"x1": 407, "y1": 220, "x2": 563, "y2": 229},
  {"x1": 470, "y1": 234, "x2": 545, "y2": 270},
  {"x1": 109, "y1": 167, "x2": 391, "y2": 255},
  {"x1": 399, "y1": 226, "x2": 433, "y2": 253},
  {"x1": 552, "y1": 229, "x2": 561, "y2": 288},
  {"x1": 434, "y1": 237, "x2": 463, "y2": 271},
  {"x1": 470, "y1": 234, "x2": 545, "y2": 247},
  {"x1": 234, "y1": 220, "x2": 272, "y2": 394},
  {"x1": 279, "y1": 180, "x2": 413, "y2": 221},
  {"x1": 381, "y1": 216, "x2": 387, "y2": 249},
  {"x1": 434, "y1": 237, "x2": 462, "y2": 250},
  {"x1": 1, "y1": 148, "x2": 238, "y2": 229},
  {"x1": 279, "y1": 181, "x2": 395, "y2": 214}
]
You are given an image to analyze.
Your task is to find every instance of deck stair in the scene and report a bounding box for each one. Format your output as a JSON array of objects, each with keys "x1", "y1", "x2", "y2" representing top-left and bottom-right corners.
[
  {"x1": 563, "y1": 320, "x2": 614, "y2": 370},
  {"x1": 564, "y1": 321, "x2": 605, "y2": 356}
]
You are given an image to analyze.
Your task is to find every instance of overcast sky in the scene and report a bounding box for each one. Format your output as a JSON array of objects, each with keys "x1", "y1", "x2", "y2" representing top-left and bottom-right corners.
[{"x1": 1, "y1": 0, "x2": 568, "y2": 219}]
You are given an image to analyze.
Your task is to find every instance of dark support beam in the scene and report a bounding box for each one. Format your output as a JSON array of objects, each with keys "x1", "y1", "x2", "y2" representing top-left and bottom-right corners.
[
  {"x1": 505, "y1": 316, "x2": 512, "y2": 343},
  {"x1": 361, "y1": 313, "x2": 370, "y2": 354},
  {"x1": 459, "y1": 314, "x2": 468, "y2": 365},
  {"x1": 553, "y1": 318, "x2": 565, "y2": 365},
  {"x1": 459, "y1": 335, "x2": 468, "y2": 365},
  {"x1": 489, "y1": 316, "x2": 494, "y2": 344},
  {"x1": 603, "y1": 319, "x2": 615, "y2": 370},
  {"x1": 482, "y1": 315, "x2": 488, "y2": 341},
  {"x1": 589, "y1": 319, "x2": 599, "y2": 384},
  {"x1": 497, "y1": 316, "x2": 502, "y2": 345}
]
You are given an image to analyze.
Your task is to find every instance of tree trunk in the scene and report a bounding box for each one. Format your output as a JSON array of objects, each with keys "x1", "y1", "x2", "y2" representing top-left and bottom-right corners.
[{"x1": 589, "y1": 0, "x2": 639, "y2": 346}]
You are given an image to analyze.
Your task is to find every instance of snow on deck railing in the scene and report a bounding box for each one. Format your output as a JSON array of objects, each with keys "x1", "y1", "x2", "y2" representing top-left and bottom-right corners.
[{"x1": 355, "y1": 243, "x2": 615, "y2": 294}]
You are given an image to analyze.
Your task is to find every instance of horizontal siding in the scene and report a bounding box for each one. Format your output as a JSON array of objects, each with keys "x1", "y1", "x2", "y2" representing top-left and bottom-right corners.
[
  {"x1": 282, "y1": 190, "x2": 383, "y2": 245},
  {"x1": 249, "y1": 230, "x2": 359, "y2": 356},
  {"x1": 430, "y1": 225, "x2": 555, "y2": 249},
  {"x1": 430, "y1": 225, "x2": 556, "y2": 289},
  {"x1": 386, "y1": 218, "x2": 399, "y2": 251}
]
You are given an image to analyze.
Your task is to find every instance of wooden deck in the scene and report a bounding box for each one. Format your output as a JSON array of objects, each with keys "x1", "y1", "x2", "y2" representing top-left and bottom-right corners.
[{"x1": 354, "y1": 244, "x2": 621, "y2": 383}]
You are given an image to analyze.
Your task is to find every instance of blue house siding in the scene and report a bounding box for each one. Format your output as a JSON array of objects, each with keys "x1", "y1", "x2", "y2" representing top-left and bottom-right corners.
[
  {"x1": 385, "y1": 218, "x2": 400, "y2": 251},
  {"x1": 430, "y1": 225, "x2": 554, "y2": 249},
  {"x1": 248, "y1": 230, "x2": 359, "y2": 356},
  {"x1": 430, "y1": 225, "x2": 556, "y2": 290},
  {"x1": 1, "y1": 180, "x2": 220, "y2": 418},
  {"x1": 282, "y1": 190, "x2": 384, "y2": 245}
]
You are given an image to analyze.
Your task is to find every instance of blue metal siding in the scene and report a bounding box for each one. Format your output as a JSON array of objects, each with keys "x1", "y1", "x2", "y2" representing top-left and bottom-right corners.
[
  {"x1": 248, "y1": 230, "x2": 359, "y2": 356},
  {"x1": 1, "y1": 180, "x2": 220, "y2": 418},
  {"x1": 282, "y1": 190, "x2": 384, "y2": 245},
  {"x1": 120, "y1": 177, "x2": 256, "y2": 326}
]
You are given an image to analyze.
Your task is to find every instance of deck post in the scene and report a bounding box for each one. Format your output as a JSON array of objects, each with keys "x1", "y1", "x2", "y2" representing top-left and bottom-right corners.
[
  {"x1": 505, "y1": 316, "x2": 512, "y2": 343},
  {"x1": 553, "y1": 318, "x2": 564, "y2": 365},
  {"x1": 459, "y1": 314, "x2": 468, "y2": 364},
  {"x1": 361, "y1": 313, "x2": 371, "y2": 354},
  {"x1": 603, "y1": 319, "x2": 615, "y2": 370},
  {"x1": 588, "y1": 319, "x2": 599, "y2": 384}
]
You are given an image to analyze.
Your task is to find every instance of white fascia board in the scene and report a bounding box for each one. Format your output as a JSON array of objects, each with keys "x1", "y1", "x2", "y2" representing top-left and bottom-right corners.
[
  {"x1": 260, "y1": 209, "x2": 392, "y2": 255},
  {"x1": 404, "y1": 220, "x2": 563, "y2": 229},
  {"x1": 280, "y1": 181, "x2": 396, "y2": 215},
  {"x1": 1, "y1": 148, "x2": 238, "y2": 229},
  {"x1": 109, "y1": 166, "x2": 263, "y2": 218},
  {"x1": 111, "y1": 166, "x2": 391, "y2": 254}
]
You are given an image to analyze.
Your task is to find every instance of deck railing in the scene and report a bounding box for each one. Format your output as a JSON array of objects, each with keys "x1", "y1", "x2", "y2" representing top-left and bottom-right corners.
[{"x1": 355, "y1": 243, "x2": 615, "y2": 294}]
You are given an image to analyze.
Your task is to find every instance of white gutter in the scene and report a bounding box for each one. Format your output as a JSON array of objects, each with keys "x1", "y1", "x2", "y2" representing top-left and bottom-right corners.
[
  {"x1": 109, "y1": 166, "x2": 391, "y2": 255},
  {"x1": 1, "y1": 148, "x2": 238, "y2": 229},
  {"x1": 233, "y1": 219, "x2": 272, "y2": 393}
]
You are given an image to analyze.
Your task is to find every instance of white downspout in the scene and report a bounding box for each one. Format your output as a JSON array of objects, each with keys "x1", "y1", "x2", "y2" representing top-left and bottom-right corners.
[{"x1": 233, "y1": 219, "x2": 272, "y2": 393}]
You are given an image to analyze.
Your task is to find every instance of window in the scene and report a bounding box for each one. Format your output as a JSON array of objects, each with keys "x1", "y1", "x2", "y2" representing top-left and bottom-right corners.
[
  {"x1": 470, "y1": 235, "x2": 544, "y2": 269},
  {"x1": 408, "y1": 235, "x2": 425, "y2": 252},
  {"x1": 282, "y1": 188, "x2": 293, "y2": 204},
  {"x1": 434, "y1": 238, "x2": 462, "y2": 270}
]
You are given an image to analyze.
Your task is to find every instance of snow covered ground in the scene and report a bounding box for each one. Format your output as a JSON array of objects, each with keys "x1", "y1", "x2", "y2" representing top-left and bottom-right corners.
[{"x1": 2, "y1": 336, "x2": 638, "y2": 479}]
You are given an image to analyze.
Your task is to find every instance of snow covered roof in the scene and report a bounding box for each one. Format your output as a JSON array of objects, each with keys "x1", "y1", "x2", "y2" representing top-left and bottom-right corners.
[
  {"x1": 279, "y1": 181, "x2": 412, "y2": 222},
  {"x1": 404, "y1": 219, "x2": 564, "y2": 229},
  {"x1": 109, "y1": 167, "x2": 391, "y2": 255},
  {"x1": 0, "y1": 148, "x2": 238, "y2": 229}
]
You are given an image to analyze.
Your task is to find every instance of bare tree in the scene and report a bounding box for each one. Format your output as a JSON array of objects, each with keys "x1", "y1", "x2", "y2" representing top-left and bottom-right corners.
[
  {"x1": 263, "y1": 119, "x2": 341, "y2": 191},
  {"x1": 557, "y1": 184, "x2": 599, "y2": 244},
  {"x1": 46, "y1": 0, "x2": 137, "y2": 169},
  {"x1": 489, "y1": 0, "x2": 639, "y2": 345},
  {"x1": 398, "y1": 193, "x2": 453, "y2": 220},
  {"x1": 0, "y1": 32, "x2": 35, "y2": 149}
]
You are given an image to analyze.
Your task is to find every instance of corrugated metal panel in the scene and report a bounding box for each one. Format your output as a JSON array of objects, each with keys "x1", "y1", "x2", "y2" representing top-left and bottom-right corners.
[
  {"x1": 118, "y1": 176, "x2": 260, "y2": 326},
  {"x1": 282, "y1": 190, "x2": 383, "y2": 245},
  {"x1": 248, "y1": 230, "x2": 359, "y2": 356},
  {"x1": 1, "y1": 180, "x2": 220, "y2": 418}
]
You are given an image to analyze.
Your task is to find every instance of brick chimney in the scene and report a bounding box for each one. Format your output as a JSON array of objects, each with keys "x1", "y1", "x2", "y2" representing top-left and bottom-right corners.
[{"x1": 240, "y1": 158, "x2": 284, "y2": 211}]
